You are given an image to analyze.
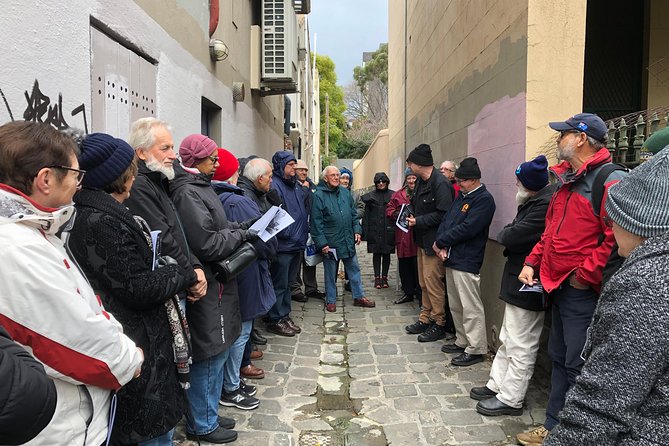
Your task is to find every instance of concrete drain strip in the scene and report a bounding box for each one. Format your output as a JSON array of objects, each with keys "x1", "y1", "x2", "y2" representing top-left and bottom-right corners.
[{"x1": 298, "y1": 306, "x2": 387, "y2": 446}]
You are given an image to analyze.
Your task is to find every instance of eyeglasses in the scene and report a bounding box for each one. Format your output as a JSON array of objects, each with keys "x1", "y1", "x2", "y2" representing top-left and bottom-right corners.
[
  {"x1": 440, "y1": 167, "x2": 455, "y2": 173},
  {"x1": 208, "y1": 156, "x2": 219, "y2": 163},
  {"x1": 455, "y1": 178, "x2": 471, "y2": 184},
  {"x1": 603, "y1": 215, "x2": 614, "y2": 228},
  {"x1": 47, "y1": 165, "x2": 86, "y2": 185},
  {"x1": 558, "y1": 130, "x2": 581, "y2": 140}
]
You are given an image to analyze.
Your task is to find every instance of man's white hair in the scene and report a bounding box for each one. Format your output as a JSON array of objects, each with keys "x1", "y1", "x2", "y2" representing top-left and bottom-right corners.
[
  {"x1": 244, "y1": 158, "x2": 272, "y2": 183},
  {"x1": 321, "y1": 165, "x2": 340, "y2": 180},
  {"x1": 128, "y1": 117, "x2": 171, "y2": 151}
]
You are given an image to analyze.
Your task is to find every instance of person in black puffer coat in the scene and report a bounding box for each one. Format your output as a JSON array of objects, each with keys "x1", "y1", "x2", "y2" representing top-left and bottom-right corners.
[
  {"x1": 172, "y1": 135, "x2": 258, "y2": 442},
  {"x1": 0, "y1": 324, "x2": 56, "y2": 445},
  {"x1": 68, "y1": 133, "x2": 193, "y2": 445},
  {"x1": 362, "y1": 172, "x2": 395, "y2": 289}
]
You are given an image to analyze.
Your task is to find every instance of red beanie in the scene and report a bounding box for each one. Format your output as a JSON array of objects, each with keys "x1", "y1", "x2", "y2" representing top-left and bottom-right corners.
[{"x1": 213, "y1": 148, "x2": 239, "y2": 181}]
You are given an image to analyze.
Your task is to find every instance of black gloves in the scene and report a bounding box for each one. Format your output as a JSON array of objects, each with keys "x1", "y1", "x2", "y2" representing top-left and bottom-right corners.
[
  {"x1": 243, "y1": 229, "x2": 260, "y2": 243},
  {"x1": 239, "y1": 216, "x2": 261, "y2": 230},
  {"x1": 157, "y1": 255, "x2": 178, "y2": 268}
]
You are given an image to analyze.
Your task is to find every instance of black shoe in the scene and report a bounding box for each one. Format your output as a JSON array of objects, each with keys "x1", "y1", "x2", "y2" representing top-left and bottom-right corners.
[
  {"x1": 265, "y1": 319, "x2": 296, "y2": 337},
  {"x1": 441, "y1": 343, "x2": 466, "y2": 354},
  {"x1": 240, "y1": 378, "x2": 257, "y2": 397},
  {"x1": 220, "y1": 387, "x2": 260, "y2": 410},
  {"x1": 476, "y1": 396, "x2": 523, "y2": 416},
  {"x1": 187, "y1": 426, "x2": 238, "y2": 443},
  {"x1": 405, "y1": 320, "x2": 431, "y2": 334},
  {"x1": 470, "y1": 386, "x2": 498, "y2": 401},
  {"x1": 417, "y1": 324, "x2": 446, "y2": 342},
  {"x1": 217, "y1": 415, "x2": 236, "y2": 429},
  {"x1": 394, "y1": 294, "x2": 414, "y2": 304},
  {"x1": 251, "y1": 329, "x2": 267, "y2": 345},
  {"x1": 344, "y1": 280, "x2": 351, "y2": 292},
  {"x1": 291, "y1": 293, "x2": 308, "y2": 302},
  {"x1": 306, "y1": 290, "x2": 326, "y2": 299},
  {"x1": 451, "y1": 352, "x2": 484, "y2": 366}
]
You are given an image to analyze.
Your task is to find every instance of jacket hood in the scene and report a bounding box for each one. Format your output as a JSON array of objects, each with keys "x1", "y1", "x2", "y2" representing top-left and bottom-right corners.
[
  {"x1": 272, "y1": 151, "x2": 297, "y2": 184},
  {"x1": 340, "y1": 167, "x2": 354, "y2": 189},
  {"x1": 211, "y1": 180, "x2": 243, "y2": 196},
  {"x1": 373, "y1": 172, "x2": 390, "y2": 184},
  {"x1": 317, "y1": 178, "x2": 340, "y2": 193},
  {"x1": 0, "y1": 184, "x2": 76, "y2": 235},
  {"x1": 169, "y1": 162, "x2": 211, "y2": 192}
]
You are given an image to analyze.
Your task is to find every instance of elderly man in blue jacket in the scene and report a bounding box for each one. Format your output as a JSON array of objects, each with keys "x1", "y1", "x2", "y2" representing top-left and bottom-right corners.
[
  {"x1": 267, "y1": 151, "x2": 310, "y2": 337},
  {"x1": 434, "y1": 157, "x2": 496, "y2": 367}
]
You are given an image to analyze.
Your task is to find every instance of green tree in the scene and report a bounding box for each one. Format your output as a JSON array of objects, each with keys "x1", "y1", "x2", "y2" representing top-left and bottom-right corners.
[
  {"x1": 351, "y1": 43, "x2": 388, "y2": 125},
  {"x1": 314, "y1": 54, "x2": 346, "y2": 163}
]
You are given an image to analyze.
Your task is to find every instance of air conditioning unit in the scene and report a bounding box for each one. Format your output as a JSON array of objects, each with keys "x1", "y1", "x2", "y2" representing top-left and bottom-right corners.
[{"x1": 261, "y1": 0, "x2": 298, "y2": 94}]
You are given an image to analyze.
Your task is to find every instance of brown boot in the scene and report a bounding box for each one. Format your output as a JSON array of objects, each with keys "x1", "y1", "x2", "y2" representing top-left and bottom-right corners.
[{"x1": 240, "y1": 363, "x2": 265, "y2": 380}]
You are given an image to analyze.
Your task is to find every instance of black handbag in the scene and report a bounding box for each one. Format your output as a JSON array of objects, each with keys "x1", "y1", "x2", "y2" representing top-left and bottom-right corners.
[{"x1": 213, "y1": 242, "x2": 258, "y2": 283}]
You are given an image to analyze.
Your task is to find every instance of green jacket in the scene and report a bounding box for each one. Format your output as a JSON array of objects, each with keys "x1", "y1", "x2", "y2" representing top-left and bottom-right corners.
[{"x1": 310, "y1": 180, "x2": 362, "y2": 259}]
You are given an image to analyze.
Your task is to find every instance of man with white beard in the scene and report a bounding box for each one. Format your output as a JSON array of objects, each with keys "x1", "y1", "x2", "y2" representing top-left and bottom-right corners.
[
  {"x1": 125, "y1": 118, "x2": 207, "y2": 307},
  {"x1": 469, "y1": 155, "x2": 555, "y2": 417},
  {"x1": 515, "y1": 114, "x2": 626, "y2": 446}
]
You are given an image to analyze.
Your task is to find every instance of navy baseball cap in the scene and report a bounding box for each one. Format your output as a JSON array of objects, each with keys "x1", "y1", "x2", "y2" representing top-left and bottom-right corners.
[{"x1": 549, "y1": 113, "x2": 607, "y2": 143}]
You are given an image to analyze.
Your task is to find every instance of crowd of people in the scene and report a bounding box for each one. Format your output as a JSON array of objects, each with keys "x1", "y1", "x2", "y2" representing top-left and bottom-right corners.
[{"x1": 1, "y1": 111, "x2": 668, "y2": 445}]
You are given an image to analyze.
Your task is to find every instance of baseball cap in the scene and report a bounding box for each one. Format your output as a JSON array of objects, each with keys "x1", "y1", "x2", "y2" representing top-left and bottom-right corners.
[{"x1": 548, "y1": 113, "x2": 607, "y2": 143}]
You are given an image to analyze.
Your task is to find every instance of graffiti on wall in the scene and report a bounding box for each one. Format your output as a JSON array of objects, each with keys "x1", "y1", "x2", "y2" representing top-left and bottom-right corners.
[{"x1": 0, "y1": 79, "x2": 88, "y2": 133}]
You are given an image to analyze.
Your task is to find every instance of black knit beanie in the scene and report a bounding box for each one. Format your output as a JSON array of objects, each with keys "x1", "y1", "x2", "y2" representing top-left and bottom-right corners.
[
  {"x1": 455, "y1": 157, "x2": 481, "y2": 179},
  {"x1": 406, "y1": 144, "x2": 434, "y2": 166}
]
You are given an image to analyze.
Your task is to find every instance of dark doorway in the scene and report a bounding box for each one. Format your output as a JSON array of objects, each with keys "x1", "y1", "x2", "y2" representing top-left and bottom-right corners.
[{"x1": 582, "y1": 0, "x2": 648, "y2": 120}]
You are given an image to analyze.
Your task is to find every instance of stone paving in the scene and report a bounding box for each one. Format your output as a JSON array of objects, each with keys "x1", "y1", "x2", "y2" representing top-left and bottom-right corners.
[{"x1": 175, "y1": 244, "x2": 550, "y2": 445}]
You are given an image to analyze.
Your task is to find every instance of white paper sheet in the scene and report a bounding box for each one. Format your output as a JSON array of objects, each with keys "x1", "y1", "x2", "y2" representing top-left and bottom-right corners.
[{"x1": 249, "y1": 206, "x2": 295, "y2": 242}]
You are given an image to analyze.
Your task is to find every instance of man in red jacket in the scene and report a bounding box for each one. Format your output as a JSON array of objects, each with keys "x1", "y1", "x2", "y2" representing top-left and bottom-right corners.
[{"x1": 516, "y1": 113, "x2": 626, "y2": 445}]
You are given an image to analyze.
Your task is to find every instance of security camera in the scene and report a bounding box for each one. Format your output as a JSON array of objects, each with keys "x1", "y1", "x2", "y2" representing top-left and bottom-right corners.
[{"x1": 209, "y1": 39, "x2": 229, "y2": 61}]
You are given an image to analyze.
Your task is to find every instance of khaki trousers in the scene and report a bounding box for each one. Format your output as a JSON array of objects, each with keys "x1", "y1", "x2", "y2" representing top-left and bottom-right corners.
[
  {"x1": 417, "y1": 249, "x2": 446, "y2": 326},
  {"x1": 445, "y1": 267, "x2": 487, "y2": 354},
  {"x1": 486, "y1": 304, "x2": 544, "y2": 408}
]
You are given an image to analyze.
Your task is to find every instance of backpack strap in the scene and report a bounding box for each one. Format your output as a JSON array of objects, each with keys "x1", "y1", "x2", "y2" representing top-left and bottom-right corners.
[{"x1": 591, "y1": 163, "x2": 628, "y2": 217}]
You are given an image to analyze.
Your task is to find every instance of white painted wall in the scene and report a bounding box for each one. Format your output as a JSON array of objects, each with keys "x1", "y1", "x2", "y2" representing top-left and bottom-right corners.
[{"x1": 0, "y1": 0, "x2": 283, "y2": 158}]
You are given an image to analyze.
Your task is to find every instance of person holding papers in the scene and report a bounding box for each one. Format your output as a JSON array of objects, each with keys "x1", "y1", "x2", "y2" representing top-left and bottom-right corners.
[
  {"x1": 469, "y1": 155, "x2": 554, "y2": 417},
  {"x1": 311, "y1": 166, "x2": 376, "y2": 312},
  {"x1": 386, "y1": 168, "x2": 421, "y2": 305},
  {"x1": 68, "y1": 132, "x2": 192, "y2": 445}
]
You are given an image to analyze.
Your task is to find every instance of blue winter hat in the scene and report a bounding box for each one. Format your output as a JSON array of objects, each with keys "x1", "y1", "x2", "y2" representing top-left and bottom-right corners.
[
  {"x1": 549, "y1": 113, "x2": 607, "y2": 143},
  {"x1": 79, "y1": 133, "x2": 135, "y2": 189},
  {"x1": 515, "y1": 155, "x2": 549, "y2": 192},
  {"x1": 404, "y1": 167, "x2": 416, "y2": 178}
]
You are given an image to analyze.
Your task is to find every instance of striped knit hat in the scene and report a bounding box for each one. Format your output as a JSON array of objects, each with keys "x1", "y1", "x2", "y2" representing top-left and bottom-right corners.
[{"x1": 606, "y1": 144, "x2": 669, "y2": 237}]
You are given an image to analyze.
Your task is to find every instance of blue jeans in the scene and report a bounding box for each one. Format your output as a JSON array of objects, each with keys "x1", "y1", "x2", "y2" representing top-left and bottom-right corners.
[
  {"x1": 138, "y1": 428, "x2": 175, "y2": 446},
  {"x1": 544, "y1": 283, "x2": 597, "y2": 430},
  {"x1": 187, "y1": 349, "x2": 229, "y2": 435},
  {"x1": 268, "y1": 251, "x2": 302, "y2": 321},
  {"x1": 224, "y1": 320, "x2": 252, "y2": 392},
  {"x1": 323, "y1": 254, "x2": 365, "y2": 304}
]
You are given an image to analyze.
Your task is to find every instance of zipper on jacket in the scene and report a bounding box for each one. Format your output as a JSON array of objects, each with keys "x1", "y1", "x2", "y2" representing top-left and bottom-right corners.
[{"x1": 555, "y1": 192, "x2": 573, "y2": 235}]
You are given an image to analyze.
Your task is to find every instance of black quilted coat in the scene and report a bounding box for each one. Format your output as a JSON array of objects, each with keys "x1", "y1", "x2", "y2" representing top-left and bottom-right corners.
[{"x1": 69, "y1": 188, "x2": 189, "y2": 444}]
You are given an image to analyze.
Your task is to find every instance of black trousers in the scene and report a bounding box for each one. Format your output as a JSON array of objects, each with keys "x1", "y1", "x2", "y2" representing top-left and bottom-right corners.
[{"x1": 398, "y1": 256, "x2": 420, "y2": 296}]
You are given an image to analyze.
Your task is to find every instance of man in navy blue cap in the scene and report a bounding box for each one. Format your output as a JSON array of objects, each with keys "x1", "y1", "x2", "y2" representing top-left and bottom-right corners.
[{"x1": 515, "y1": 113, "x2": 626, "y2": 445}]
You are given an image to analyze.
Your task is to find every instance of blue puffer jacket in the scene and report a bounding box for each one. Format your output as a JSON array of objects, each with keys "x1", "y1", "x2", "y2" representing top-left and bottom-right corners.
[
  {"x1": 271, "y1": 151, "x2": 309, "y2": 253},
  {"x1": 435, "y1": 184, "x2": 496, "y2": 274},
  {"x1": 213, "y1": 181, "x2": 277, "y2": 321}
]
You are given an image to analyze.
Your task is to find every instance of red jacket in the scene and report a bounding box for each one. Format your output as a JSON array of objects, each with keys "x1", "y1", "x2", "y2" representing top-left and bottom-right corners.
[
  {"x1": 525, "y1": 148, "x2": 623, "y2": 294},
  {"x1": 386, "y1": 187, "x2": 418, "y2": 258}
]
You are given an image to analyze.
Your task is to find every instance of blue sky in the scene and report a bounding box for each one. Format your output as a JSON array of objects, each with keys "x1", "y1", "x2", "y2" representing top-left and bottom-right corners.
[{"x1": 308, "y1": 1, "x2": 388, "y2": 86}]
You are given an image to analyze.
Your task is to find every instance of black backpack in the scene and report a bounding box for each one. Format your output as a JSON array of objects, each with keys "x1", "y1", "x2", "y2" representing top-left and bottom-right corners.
[{"x1": 590, "y1": 163, "x2": 630, "y2": 285}]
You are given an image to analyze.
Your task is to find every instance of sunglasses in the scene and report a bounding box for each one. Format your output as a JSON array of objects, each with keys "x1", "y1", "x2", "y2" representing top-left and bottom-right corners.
[
  {"x1": 375, "y1": 179, "x2": 388, "y2": 184},
  {"x1": 48, "y1": 165, "x2": 87, "y2": 186},
  {"x1": 558, "y1": 130, "x2": 581, "y2": 140}
]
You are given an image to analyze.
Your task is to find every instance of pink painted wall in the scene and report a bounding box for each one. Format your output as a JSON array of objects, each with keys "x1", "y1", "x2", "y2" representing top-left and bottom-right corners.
[{"x1": 467, "y1": 93, "x2": 527, "y2": 238}]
